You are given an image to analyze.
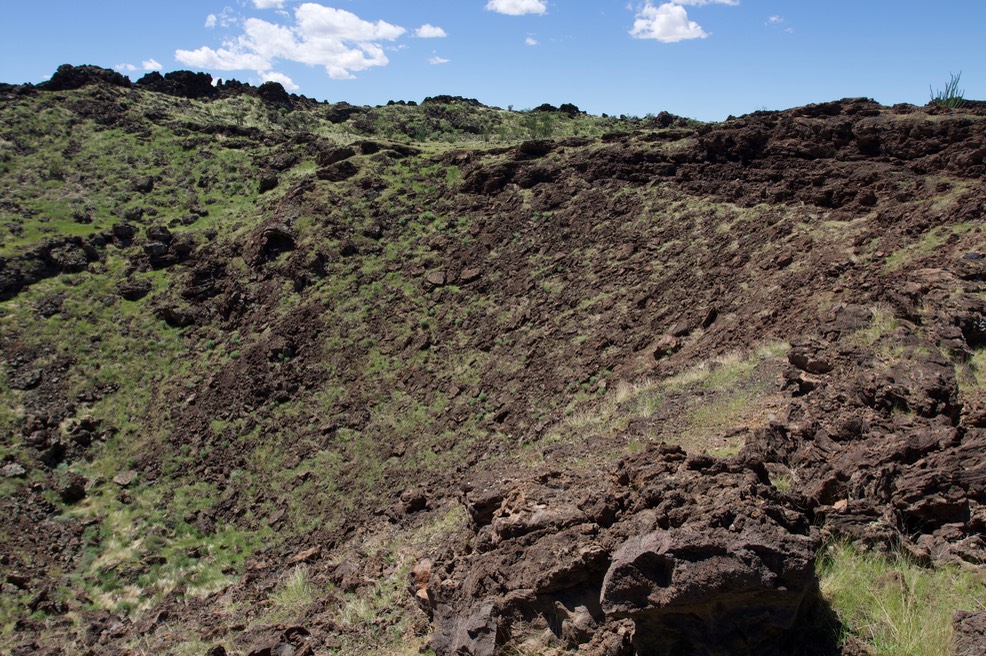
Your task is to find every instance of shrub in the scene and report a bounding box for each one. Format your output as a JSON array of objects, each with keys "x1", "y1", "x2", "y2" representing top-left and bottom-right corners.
[{"x1": 930, "y1": 72, "x2": 964, "y2": 108}]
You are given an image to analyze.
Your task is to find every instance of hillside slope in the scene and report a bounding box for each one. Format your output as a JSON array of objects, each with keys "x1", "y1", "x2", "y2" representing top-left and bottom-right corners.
[{"x1": 1, "y1": 66, "x2": 985, "y2": 655}]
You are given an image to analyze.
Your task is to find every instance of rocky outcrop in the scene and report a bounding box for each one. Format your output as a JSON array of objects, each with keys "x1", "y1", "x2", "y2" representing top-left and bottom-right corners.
[
  {"x1": 746, "y1": 267, "x2": 986, "y2": 568},
  {"x1": 142, "y1": 225, "x2": 195, "y2": 268},
  {"x1": 418, "y1": 446, "x2": 823, "y2": 655},
  {"x1": 257, "y1": 81, "x2": 292, "y2": 109},
  {"x1": 40, "y1": 64, "x2": 131, "y2": 91},
  {"x1": 135, "y1": 70, "x2": 216, "y2": 99},
  {"x1": 0, "y1": 237, "x2": 101, "y2": 301}
]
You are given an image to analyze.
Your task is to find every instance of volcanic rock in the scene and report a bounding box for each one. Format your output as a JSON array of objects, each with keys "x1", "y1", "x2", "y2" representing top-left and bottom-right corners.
[
  {"x1": 41, "y1": 64, "x2": 131, "y2": 91},
  {"x1": 423, "y1": 446, "x2": 821, "y2": 655},
  {"x1": 1, "y1": 463, "x2": 26, "y2": 479},
  {"x1": 954, "y1": 610, "x2": 986, "y2": 656}
]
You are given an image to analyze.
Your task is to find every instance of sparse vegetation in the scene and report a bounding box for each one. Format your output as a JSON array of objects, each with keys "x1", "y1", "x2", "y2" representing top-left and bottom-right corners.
[
  {"x1": 528, "y1": 342, "x2": 790, "y2": 465},
  {"x1": 930, "y1": 71, "x2": 965, "y2": 108},
  {"x1": 2, "y1": 65, "x2": 985, "y2": 655},
  {"x1": 819, "y1": 541, "x2": 986, "y2": 656}
]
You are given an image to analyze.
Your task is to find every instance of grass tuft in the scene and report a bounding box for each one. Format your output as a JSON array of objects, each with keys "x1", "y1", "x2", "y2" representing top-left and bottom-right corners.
[
  {"x1": 819, "y1": 541, "x2": 986, "y2": 656},
  {"x1": 930, "y1": 72, "x2": 965, "y2": 109}
]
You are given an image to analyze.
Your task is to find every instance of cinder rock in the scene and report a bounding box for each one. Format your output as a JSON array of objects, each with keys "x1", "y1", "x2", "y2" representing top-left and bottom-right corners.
[
  {"x1": 315, "y1": 146, "x2": 356, "y2": 167},
  {"x1": 317, "y1": 160, "x2": 359, "y2": 182},
  {"x1": 112, "y1": 470, "x2": 138, "y2": 487},
  {"x1": 953, "y1": 610, "x2": 986, "y2": 656},
  {"x1": 258, "y1": 174, "x2": 278, "y2": 194},
  {"x1": 425, "y1": 271, "x2": 446, "y2": 287},
  {"x1": 788, "y1": 342, "x2": 834, "y2": 375},
  {"x1": 601, "y1": 526, "x2": 816, "y2": 654},
  {"x1": 1, "y1": 463, "x2": 26, "y2": 478},
  {"x1": 58, "y1": 473, "x2": 88, "y2": 504},
  {"x1": 459, "y1": 267, "x2": 482, "y2": 283},
  {"x1": 422, "y1": 446, "x2": 820, "y2": 655},
  {"x1": 131, "y1": 177, "x2": 154, "y2": 194},
  {"x1": 651, "y1": 334, "x2": 679, "y2": 360},
  {"x1": 117, "y1": 278, "x2": 151, "y2": 301}
]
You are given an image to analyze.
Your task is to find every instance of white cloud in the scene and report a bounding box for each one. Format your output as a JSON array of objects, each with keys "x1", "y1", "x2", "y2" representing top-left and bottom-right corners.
[
  {"x1": 415, "y1": 24, "x2": 447, "y2": 38},
  {"x1": 208, "y1": 8, "x2": 239, "y2": 29},
  {"x1": 176, "y1": 45, "x2": 270, "y2": 72},
  {"x1": 673, "y1": 0, "x2": 738, "y2": 4},
  {"x1": 630, "y1": 2, "x2": 707, "y2": 42},
  {"x1": 429, "y1": 55, "x2": 450, "y2": 65},
  {"x1": 253, "y1": 0, "x2": 284, "y2": 8},
  {"x1": 767, "y1": 15, "x2": 783, "y2": 25},
  {"x1": 485, "y1": 0, "x2": 547, "y2": 16},
  {"x1": 142, "y1": 59, "x2": 163, "y2": 71},
  {"x1": 115, "y1": 63, "x2": 137, "y2": 72},
  {"x1": 525, "y1": 36, "x2": 539, "y2": 46},
  {"x1": 176, "y1": 3, "x2": 406, "y2": 81},
  {"x1": 295, "y1": 4, "x2": 404, "y2": 41},
  {"x1": 261, "y1": 70, "x2": 299, "y2": 90}
]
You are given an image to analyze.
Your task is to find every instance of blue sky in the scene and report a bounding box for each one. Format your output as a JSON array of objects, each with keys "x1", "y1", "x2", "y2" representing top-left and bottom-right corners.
[{"x1": 2, "y1": 1, "x2": 984, "y2": 121}]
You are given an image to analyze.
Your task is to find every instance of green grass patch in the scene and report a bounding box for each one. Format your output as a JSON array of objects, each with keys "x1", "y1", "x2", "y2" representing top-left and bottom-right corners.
[{"x1": 819, "y1": 542, "x2": 986, "y2": 656}]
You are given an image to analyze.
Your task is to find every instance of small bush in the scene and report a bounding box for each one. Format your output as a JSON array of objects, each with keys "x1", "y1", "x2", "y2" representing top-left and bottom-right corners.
[{"x1": 930, "y1": 72, "x2": 964, "y2": 108}]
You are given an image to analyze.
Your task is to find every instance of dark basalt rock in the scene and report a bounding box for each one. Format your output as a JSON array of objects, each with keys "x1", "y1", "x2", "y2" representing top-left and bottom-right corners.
[
  {"x1": 317, "y1": 160, "x2": 359, "y2": 182},
  {"x1": 954, "y1": 610, "x2": 986, "y2": 656},
  {"x1": 250, "y1": 226, "x2": 296, "y2": 265},
  {"x1": 419, "y1": 446, "x2": 822, "y2": 655},
  {"x1": 118, "y1": 278, "x2": 152, "y2": 301},
  {"x1": 0, "y1": 237, "x2": 101, "y2": 301},
  {"x1": 136, "y1": 70, "x2": 216, "y2": 99},
  {"x1": 316, "y1": 145, "x2": 356, "y2": 167},
  {"x1": 257, "y1": 81, "x2": 292, "y2": 109},
  {"x1": 325, "y1": 102, "x2": 365, "y2": 124},
  {"x1": 41, "y1": 64, "x2": 132, "y2": 91}
]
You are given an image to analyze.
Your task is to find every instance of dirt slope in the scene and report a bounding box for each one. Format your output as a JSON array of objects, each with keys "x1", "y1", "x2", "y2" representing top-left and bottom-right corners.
[{"x1": 1, "y1": 67, "x2": 985, "y2": 655}]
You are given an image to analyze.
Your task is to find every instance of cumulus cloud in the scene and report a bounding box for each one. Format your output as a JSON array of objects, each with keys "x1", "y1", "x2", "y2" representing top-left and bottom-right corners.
[
  {"x1": 429, "y1": 55, "x2": 450, "y2": 65},
  {"x1": 674, "y1": 0, "x2": 738, "y2": 4},
  {"x1": 176, "y1": 3, "x2": 406, "y2": 80},
  {"x1": 114, "y1": 63, "x2": 137, "y2": 72},
  {"x1": 415, "y1": 24, "x2": 447, "y2": 38},
  {"x1": 261, "y1": 70, "x2": 299, "y2": 90},
  {"x1": 142, "y1": 59, "x2": 163, "y2": 71},
  {"x1": 630, "y1": 3, "x2": 707, "y2": 42},
  {"x1": 253, "y1": 0, "x2": 284, "y2": 8},
  {"x1": 205, "y1": 14, "x2": 217, "y2": 28},
  {"x1": 767, "y1": 15, "x2": 783, "y2": 25},
  {"x1": 525, "y1": 36, "x2": 539, "y2": 46},
  {"x1": 485, "y1": 0, "x2": 547, "y2": 16}
]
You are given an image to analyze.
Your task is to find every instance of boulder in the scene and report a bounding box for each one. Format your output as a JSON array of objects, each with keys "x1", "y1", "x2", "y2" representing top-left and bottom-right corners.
[
  {"x1": 420, "y1": 445, "x2": 822, "y2": 655},
  {"x1": 118, "y1": 278, "x2": 152, "y2": 301},
  {"x1": 258, "y1": 174, "x2": 279, "y2": 194},
  {"x1": 315, "y1": 146, "x2": 356, "y2": 167},
  {"x1": 601, "y1": 527, "x2": 816, "y2": 654},
  {"x1": 58, "y1": 473, "x2": 88, "y2": 504},
  {"x1": 317, "y1": 160, "x2": 359, "y2": 182},
  {"x1": 1, "y1": 463, "x2": 27, "y2": 479}
]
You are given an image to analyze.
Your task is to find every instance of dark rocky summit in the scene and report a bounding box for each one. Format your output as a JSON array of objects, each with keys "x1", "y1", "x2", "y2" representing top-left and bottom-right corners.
[{"x1": 40, "y1": 64, "x2": 132, "y2": 91}]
